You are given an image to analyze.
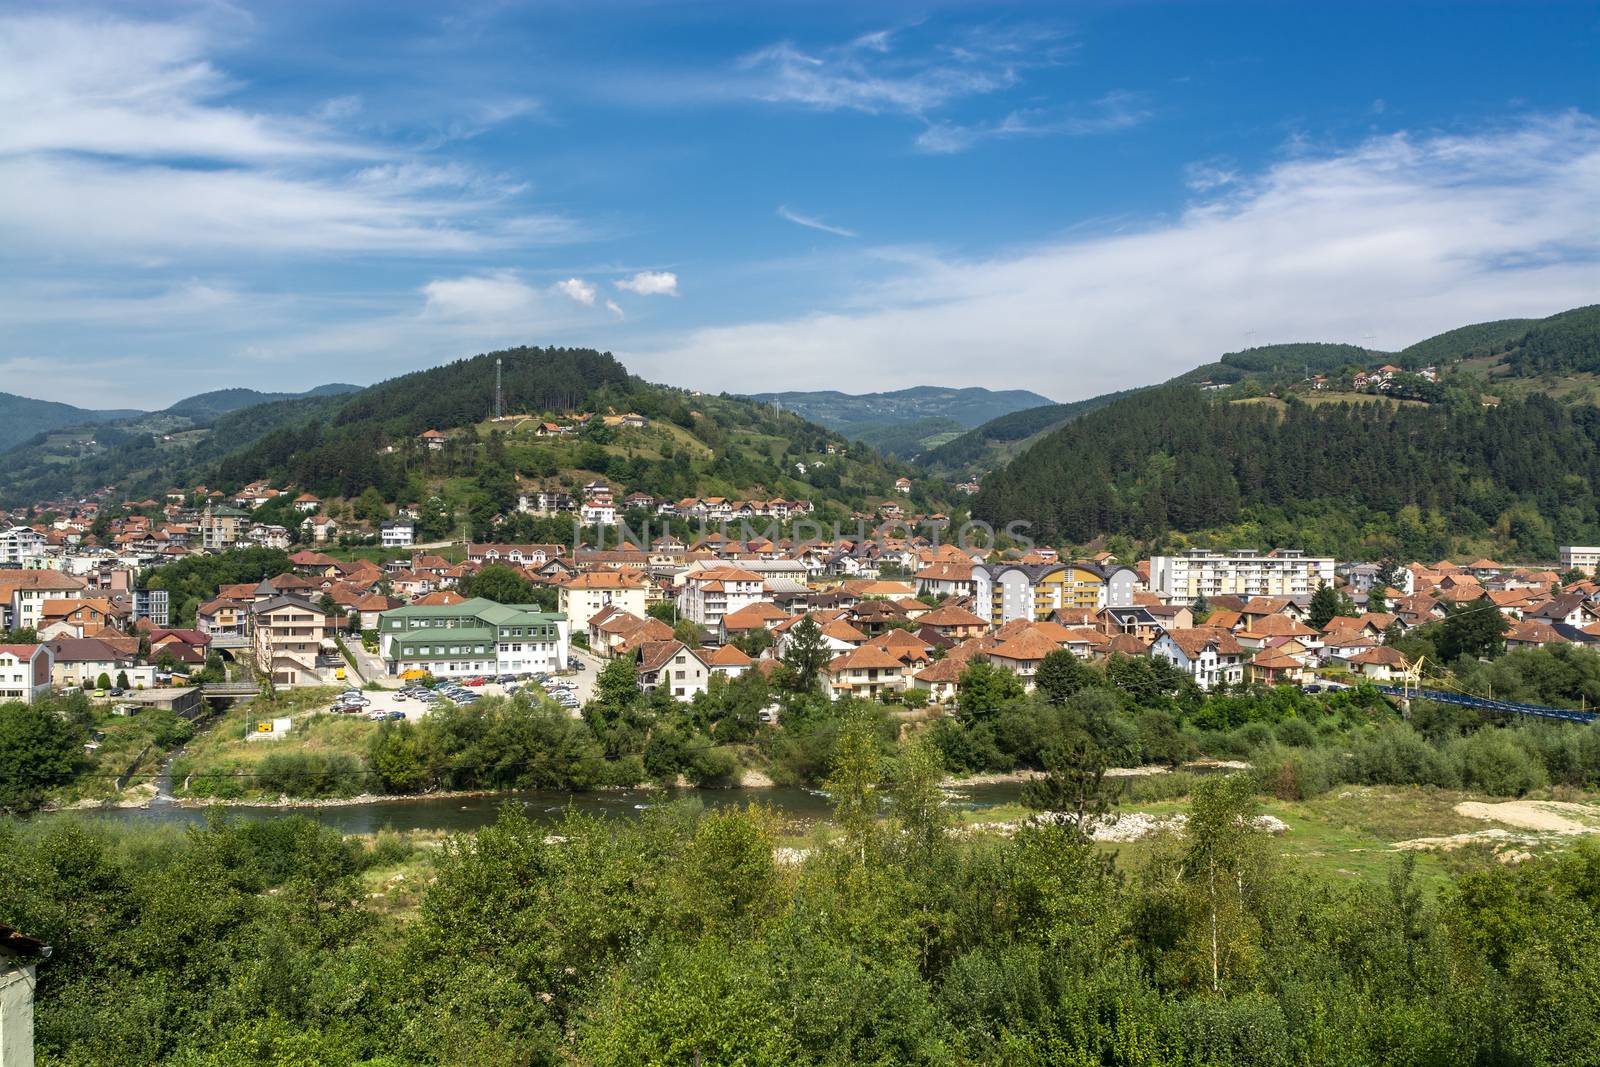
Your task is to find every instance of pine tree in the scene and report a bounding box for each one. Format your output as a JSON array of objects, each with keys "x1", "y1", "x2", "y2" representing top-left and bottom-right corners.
[{"x1": 780, "y1": 616, "x2": 829, "y2": 693}]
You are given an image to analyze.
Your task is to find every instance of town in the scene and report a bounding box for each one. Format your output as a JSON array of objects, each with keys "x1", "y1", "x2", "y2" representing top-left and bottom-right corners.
[
  {"x1": 3, "y1": 3, "x2": 1597, "y2": 1064},
  {"x1": 6, "y1": 472, "x2": 1599, "y2": 710}
]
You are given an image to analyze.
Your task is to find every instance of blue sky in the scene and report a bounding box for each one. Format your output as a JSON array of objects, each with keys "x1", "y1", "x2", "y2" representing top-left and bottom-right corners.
[{"x1": 2, "y1": 1, "x2": 1597, "y2": 408}]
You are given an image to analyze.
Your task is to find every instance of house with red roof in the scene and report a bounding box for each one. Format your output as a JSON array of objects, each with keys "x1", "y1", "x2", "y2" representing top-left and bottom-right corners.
[{"x1": 0, "y1": 644, "x2": 53, "y2": 704}]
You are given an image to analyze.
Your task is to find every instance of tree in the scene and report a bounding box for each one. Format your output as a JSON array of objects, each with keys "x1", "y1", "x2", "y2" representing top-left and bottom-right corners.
[
  {"x1": 0, "y1": 700, "x2": 86, "y2": 811},
  {"x1": 95, "y1": 672, "x2": 112, "y2": 690},
  {"x1": 593, "y1": 657, "x2": 641, "y2": 710},
  {"x1": 1367, "y1": 585, "x2": 1389, "y2": 614},
  {"x1": 732, "y1": 627, "x2": 774, "y2": 657},
  {"x1": 956, "y1": 660, "x2": 1023, "y2": 717},
  {"x1": 1374, "y1": 559, "x2": 1406, "y2": 591},
  {"x1": 1034, "y1": 650, "x2": 1096, "y2": 707},
  {"x1": 1191, "y1": 595, "x2": 1211, "y2": 624},
  {"x1": 352, "y1": 486, "x2": 389, "y2": 523},
  {"x1": 1308, "y1": 581, "x2": 1356, "y2": 629},
  {"x1": 1436, "y1": 595, "x2": 1510, "y2": 663},
  {"x1": 780, "y1": 616, "x2": 829, "y2": 693},
  {"x1": 459, "y1": 564, "x2": 537, "y2": 605},
  {"x1": 115, "y1": 670, "x2": 130, "y2": 689},
  {"x1": 890, "y1": 733, "x2": 948, "y2": 861},
  {"x1": 1021, "y1": 730, "x2": 1115, "y2": 839},
  {"x1": 1183, "y1": 773, "x2": 1266, "y2": 993},
  {"x1": 828, "y1": 704, "x2": 883, "y2": 866}
]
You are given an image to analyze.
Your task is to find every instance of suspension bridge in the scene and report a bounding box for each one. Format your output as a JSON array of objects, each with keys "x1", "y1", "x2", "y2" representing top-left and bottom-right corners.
[{"x1": 1373, "y1": 684, "x2": 1598, "y2": 724}]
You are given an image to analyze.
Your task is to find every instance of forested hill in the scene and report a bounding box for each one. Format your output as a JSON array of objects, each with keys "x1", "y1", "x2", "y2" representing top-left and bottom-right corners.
[
  {"x1": 927, "y1": 304, "x2": 1600, "y2": 480},
  {"x1": 748, "y1": 385, "x2": 1055, "y2": 436},
  {"x1": 0, "y1": 394, "x2": 141, "y2": 452},
  {"x1": 919, "y1": 388, "x2": 1141, "y2": 474},
  {"x1": 971, "y1": 386, "x2": 1600, "y2": 559},
  {"x1": 164, "y1": 384, "x2": 360, "y2": 420},
  {"x1": 209, "y1": 346, "x2": 938, "y2": 522}
]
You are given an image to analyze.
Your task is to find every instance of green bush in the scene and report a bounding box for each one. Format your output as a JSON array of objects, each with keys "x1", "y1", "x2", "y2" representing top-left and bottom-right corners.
[
  {"x1": 1348, "y1": 725, "x2": 1458, "y2": 788},
  {"x1": 1255, "y1": 744, "x2": 1337, "y2": 801},
  {"x1": 1273, "y1": 717, "x2": 1316, "y2": 748},
  {"x1": 1450, "y1": 730, "x2": 1547, "y2": 797},
  {"x1": 256, "y1": 751, "x2": 364, "y2": 798}
]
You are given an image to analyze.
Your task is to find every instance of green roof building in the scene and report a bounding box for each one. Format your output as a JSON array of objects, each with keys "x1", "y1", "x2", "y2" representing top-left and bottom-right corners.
[{"x1": 378, "y1": 597, "x2": 569, "y2": 678}]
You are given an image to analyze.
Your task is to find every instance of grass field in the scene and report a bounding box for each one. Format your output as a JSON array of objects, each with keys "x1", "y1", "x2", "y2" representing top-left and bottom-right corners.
[
  {"x1": 950, "y1": 783, "x2": 1600, "y2": 893},
  {"x1": 170, "y1": 689, "x2": 377, "y2": 800},
  {"x1": 1233, "y1": 391, "x2": 1428, "y2": 414}
]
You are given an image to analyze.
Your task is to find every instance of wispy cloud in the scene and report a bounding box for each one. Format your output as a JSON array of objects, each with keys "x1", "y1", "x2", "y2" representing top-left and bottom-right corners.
[
  {"x1": 915, "y1": 91, "x2": 1151, "y2": 154},
  {"x1": 615, "y1": 270, "x2": 679, "y2": 296},
  {"x1": 629, "y1": 114, "x2": 1600, "y2": 399},
  {"x1": 0, "y1": 11, "x2": 569, "y2": 259},
  {"x1": 737, "y1": 22, "x2": 1071, "y2": 117},
  {"x1": 778, "y1": 205, "x2": 857, "y2": 238}
]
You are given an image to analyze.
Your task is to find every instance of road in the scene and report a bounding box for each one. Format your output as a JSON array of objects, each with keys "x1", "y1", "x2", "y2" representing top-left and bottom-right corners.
[{"x1": 561, "y1": 646, "x2": 605, "y2": 705}]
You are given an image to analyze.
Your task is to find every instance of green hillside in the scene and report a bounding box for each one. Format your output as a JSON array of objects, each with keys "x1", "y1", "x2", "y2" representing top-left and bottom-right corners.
[
  {"x1": 919, "y1": 389, "x2": 1142, "y2": 475},
  {"x1": 853, "y1": 415, "x2": 969, "y2": 458},
  {"x1": 971, "y1": 381, "x2": 1600, "y2": 560},
  {"x1": 0, "y1": 391, "x2": 357, "y2": 506},
  {"x1": 164, "y1": 384, "x2": 360, "y2": 420},
  {"x1": 202, "y1": 347, "x2": 948, "y2": 531},
  {"x1": 748, "y1": 385, "x2": 1055, "y2": 438},
  {"x1": 0, "y1": 394, "x2": 142, "y2": 452},
  {"x1": 1398, "y1": 318, "x2": 1534, "y2": 367}
]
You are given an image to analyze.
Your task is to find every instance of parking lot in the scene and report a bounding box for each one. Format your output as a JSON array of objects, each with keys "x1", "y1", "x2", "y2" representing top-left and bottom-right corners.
[{"x1": 318, "y1": 650, "x2": 604, "y2": 724}]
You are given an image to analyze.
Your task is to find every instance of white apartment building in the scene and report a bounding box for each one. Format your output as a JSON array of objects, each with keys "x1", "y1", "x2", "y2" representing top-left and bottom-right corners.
[
  {"x1": 1, "y1": 571, "x2": 87, "y2": 631},
  {"x1": 0, "y1": 526, "x2": 45, "y2": 565},
  {"x1": 675, "y1": 566, "x2": 767, "y2": 628},
  {"x1": 380, "y1": 519, "x2": 416, "y2": 548},
  {"x1": 1149, "y1": 550, "x2": 1335, "y2": 603},
  {"x1": 557, "y1": 572, "x2": 648, "y2": 631},
  {"x1": 251, "y1": 595, "x2": 328, "y2": 687},
  {"x1": 1560, "y1": 547, "x2": 1600, "y2": 576}
]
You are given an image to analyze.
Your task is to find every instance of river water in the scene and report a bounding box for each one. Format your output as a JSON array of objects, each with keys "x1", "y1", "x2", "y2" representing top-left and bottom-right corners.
[{"x1": 66, "y1": 782, "x2": 1030, "y2": 836}]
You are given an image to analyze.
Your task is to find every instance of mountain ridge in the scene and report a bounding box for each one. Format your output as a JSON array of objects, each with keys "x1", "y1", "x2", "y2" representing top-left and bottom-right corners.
[{"x1": 747, "y1": 385, "x2": 1056, "y2": 439}]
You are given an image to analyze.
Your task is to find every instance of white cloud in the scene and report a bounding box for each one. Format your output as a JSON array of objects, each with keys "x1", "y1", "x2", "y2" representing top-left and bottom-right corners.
[
  {"x1": 628, "y1": 114, "x2": 1600, "y2": 401},
  {"x1": 0, "y1": 14, "x2": 356, "y2": 162},
  {"x1": 555, "y1": 277, "x2": 597, "y2": 305},
  {"x1": 606, "y1": 299, "x2": 626, "y2": 320},
  {"x1": 421, "y1": 272, "x2": 541, "y2": 320},
  {"x1": 0, "y1": 11, "x2": 570, "y2": 259},
  {"x1": 615, "y1": 270, "x2": 679, "y2": 296},
  {"x1": 778, "y1": 205, "x2": 857, "y2": 238}
]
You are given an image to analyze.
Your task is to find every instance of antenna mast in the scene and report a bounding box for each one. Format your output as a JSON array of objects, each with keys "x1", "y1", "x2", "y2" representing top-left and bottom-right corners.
[{"x1": 494, "y1": 357, "x2": 503, "y2": 419}]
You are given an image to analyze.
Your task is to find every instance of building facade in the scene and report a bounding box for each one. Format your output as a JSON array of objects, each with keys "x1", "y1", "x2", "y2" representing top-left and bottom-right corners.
[
  {"x1": 1149, "y1": 550, "x2": 1335, "y2": 603},
  {"x1": 0, "y1": 644, "x2": 53, "y2": 704},
  {"x1": 1560, "y1": 547, "x2": 1600, "y2": 576},
  {"x1": 251, "y1": 595, "x2": 327, "y2": 686},
  {"x1": 378, "y1": 597, "x2": 569, "y2": 678}
]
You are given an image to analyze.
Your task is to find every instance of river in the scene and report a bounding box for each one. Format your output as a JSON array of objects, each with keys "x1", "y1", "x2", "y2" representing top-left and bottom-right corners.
[{"x1": 63, "y1": 782, "x2": 1030, "y2": 836}]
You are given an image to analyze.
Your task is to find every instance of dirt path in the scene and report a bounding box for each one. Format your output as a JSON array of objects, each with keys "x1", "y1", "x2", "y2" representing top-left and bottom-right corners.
[{"x1": 1454, "y1": 800, "x2": 1600, "y2": 835}]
